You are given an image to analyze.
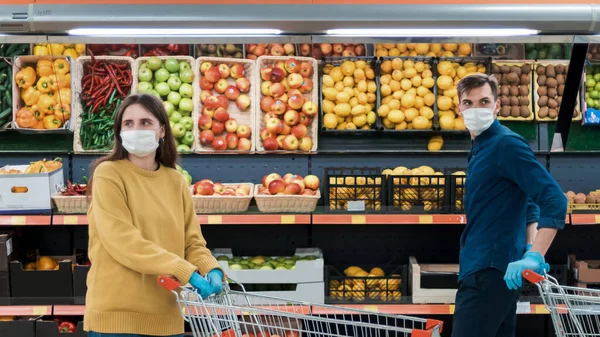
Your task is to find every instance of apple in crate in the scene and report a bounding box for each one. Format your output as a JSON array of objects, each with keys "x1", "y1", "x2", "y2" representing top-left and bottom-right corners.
[
  {"x1": 230, "y1": 64, "x2": 245, "y2": 79},
  {"x1": 237, "y1": 138, "x2": 252, "y2": 151},
  {"x1": 263, "y1": 173, "x2": 282, "y2": 187},
  {"x1": 237, "y1": 125, "x2": 251, "y2": 139},
  {"x1": 236, "y1": 78, "x2": 251, "y2": 93},
  {"x1": 304, "y1": 175, "x2": 320, "y2": 190}
]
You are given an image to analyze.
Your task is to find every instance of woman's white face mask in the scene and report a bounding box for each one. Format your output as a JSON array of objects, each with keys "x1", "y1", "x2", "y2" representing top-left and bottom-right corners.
[
  {"x1": 120, "y1": 129, "x2": 161, "y2": 157},
  {"x1": 461, "y1": 104, "x2": 496, "y2": 136}
]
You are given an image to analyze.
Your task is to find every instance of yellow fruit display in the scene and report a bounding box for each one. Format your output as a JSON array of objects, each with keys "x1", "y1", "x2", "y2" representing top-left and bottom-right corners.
[
  {"x1": 378, "y1": 58, "x2": 434, "y2": 130},
  {"x1": 384, "y1": 165, "x2": 446, "y2": 212},
  {"x1": 376, "y1": 43, "x2": 472, "y2": 58},
  {"x1": 428, "y1": 135, "x2": 444, "y2": 152},
  {"x1": 437, "y1": 60, "x2": 488, "y2": 121},
  {"x1": 33, "y1": 43, "x2": 85, "y2": 58},
  {"x1": 322, "y1": 60, "x2": 377, "y2": 130}
]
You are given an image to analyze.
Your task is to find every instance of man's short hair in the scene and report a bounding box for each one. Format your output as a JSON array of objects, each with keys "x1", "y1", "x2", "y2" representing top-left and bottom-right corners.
[{"x1": 457, "y1": 73, "x2": 499, "y2": 102}]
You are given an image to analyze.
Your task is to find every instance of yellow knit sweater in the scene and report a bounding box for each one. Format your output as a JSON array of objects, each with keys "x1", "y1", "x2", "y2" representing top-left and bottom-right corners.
[{"x1": 84, "y1": 159, "x2": 221, "y2": 336}]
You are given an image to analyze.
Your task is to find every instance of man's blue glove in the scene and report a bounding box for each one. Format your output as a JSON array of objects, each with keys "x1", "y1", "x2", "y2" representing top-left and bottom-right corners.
[
  {"x1": 504, "y1": 251, "x2": 550, "y2": 290},
  {"x1": 189, "y1": 269, "x2": 223, "y2": 299},
  {"x1": 525, "y1": 244, "x2": 532, "y2": 253}
]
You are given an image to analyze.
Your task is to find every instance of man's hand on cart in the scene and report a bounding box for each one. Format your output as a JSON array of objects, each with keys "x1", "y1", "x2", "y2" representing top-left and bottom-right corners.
[
  {"x1": 504, "y1": 251, "x2": 550, "y2": 290},
  {"x1": 189, "y1": 269, "x2": 223, "y2": 299}
]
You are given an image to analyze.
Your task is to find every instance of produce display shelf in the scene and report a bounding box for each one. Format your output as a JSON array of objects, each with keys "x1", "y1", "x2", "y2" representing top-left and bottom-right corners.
[
  {"x1": 570, "y1": 214, "x2": 600, "y2": 225},
  {"x1": 0, "y1": 305, "x2": 52, "y2": 316},
  {"x1": 312, "y1": 214, "x2": 467, "y2": 225},
  {"x1": 197, "y1": 214, "x2": 311, "y2": 225},
  {"x1": 53, "y1": 305, "x2": 86, "y2": 316},
  {"x1": 312, "y1": 304, "x2": 550, "y2": 315},
  {"x1": 0, "y1": 215, "x2": 51, "y2": 226},
  {"x1": 52, "y1": 215, "x2": 88, "y2": 225}
]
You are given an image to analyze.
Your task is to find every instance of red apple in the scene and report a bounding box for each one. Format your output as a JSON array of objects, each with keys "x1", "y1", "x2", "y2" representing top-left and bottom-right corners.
[
  {"x1": 231, "y1": 64, "x2": 245, "y2": 79},
  {"x1": 279, "y1": 93, "x2": 289, "y2": 103},
  {"x1": 260, "y1": 65, "x2": 273, "y2": 81},
  {"x1": 216, "y1": 95, "x2": 229, "y2": 109},
  {"x1": 200, "y1": 61, "x2": 213, "y2": 75},
  {"x1": 214, "y1": 108, "x2": 230, "y2": 123},
  {"x1": 198, "y1": 182, "x2": 215, "y2": 195},
  {"x1": 299, "y1": 78, "x2": 313, "y2": 93},
  {"x1": 200, "y1": 77, "x2": 214, "y2": 90},
  {"x1": 281, "y1": 78, "x2": 291, "y2": 91},
  {"x1": 261, "y1": 96, "x2": 275, "y2": 112},
  {"x1": 271, "y1": 44, "x2": 285, "y2": 57},
  {"x1": 237, "y1": 138, "x2": 252, "y2": 151},
  {"x1": 271, "y1": 100, "x2": 288, "y2": 115},
  {"x1": 299, "y1": 44, "x2": 311, "y2": 56},
  {"x1": 280, "y1": 122, "x2": 291, "y2": 136},
  {"x1": 236, "y1": 125, "x2": 251, "y2": 139},
  {"x1": 312, "y1": 48, "x2": 323, "y2": 60},
  {"x1": 263, "y1": 137, "x2": 279, "y2": 151},
  {"x1": 291, "y1": 178, "x2": 305, "y2": 192},
  {"x1": 264, "y1": 112, "x2": 278, "y2": 124},
  {"x1": 284, "y1": 43, "x2": 296, "y2": 56},
  {"x1": 298, "y1": 136, "x2": 313, "y2": 151},
  {"x1": 269, "y1": 179, "x2": 286, "y2": 194},
  {"x1": 276, "y1": 135, "x2": 286, "y2": 149},
  {"x1": 236, "y1": 94, "x2": 251, "y2": 110},
  {"x1": 205, "y1": 96, "x2": 220, "y2": 109},
  {"x1": 302, "y1": 189, "x2": 316, "y2": 196},
  {"x1": 261, "y1": 81, "x2": 272, "y2": 96},
  {"x1": 199, "y1": 179, "x2": 214, "y2": 185},
  {"x1": 288, "y1": 73, "x2": 304, "y2": 89},
  {"x1": 198, "y1": 114, "x2": 213, "y2": 131},
  {"x1": 302, "y1": 101, "x2": 318, "y2": 116},
  {"x1": 236, "y1": 184, "x2": 251, "y2": 195},
  {"x1": 213, "y1": 182, "x2": 226, "y2": 194},
  {"x1": 284, "y1": 173, "x2": 303, "y2": 185},
  {"x1": 259, "y1": 190, "x2": 272, "y2": 195},
  {"x1": 282, "y1": 135, "x2": 299, "y2": 151},
  {"x1": 269, "y1": 83, "x2": 286, "y2": 98},
  {"x1": 275, "y1": 61, "x2": 288, "y2": 74},
  {"x1": 283, "y1": 59, "x2": 300, "y2": 74},
  {"x1": 200, "y1": 130, "x2": 215, "y2": 146},
  {"x1": 226, "y1": 133, "x2": 239, "y2": 149},
  {"x1": 200, "y1": 90, "x2": 213, "y2": 103},
  {"x1": 225, "y1": 119, "x2": 239, "y2": 133},
  {"x1": 299, "y1": 113, "x2": 312, "y2": 127},
  {"x1": 300, "y1": 62, "x2": 314, "y2": 78},
  {"x1": 304, "y1": 175, "x2": 320, "y2": 190},
  {"x1": 291, "y1": 124, "x2": 308, "y2": 138},
  {"x1": 270, "y1": 67, "x2": 285, "y2": 83},
  {"x1": 214, "y1": 78, "x2": 229, "y2": 94},
  {"x1": 287, "y1": 94, "x2": 305, "y2": 110},
  {"x1": 260, "y1": 129, "x2": 275, "y2": 141},
  {"x1": 225, "y1": 85, "x2": 241, "y2": 101},
  {"x1": 223, "y1": 190, "x2": 236, "y2": 196},
  {"x1": 266, "y1": 117, "x2": 283, "y2": 134},
  {"x1": 205, "y1": 67, "x2": 221, "y2": 83},
  {"x1": 211, "y1": 121, "x2": 225, "y2": 135},
  {"x1": 236, "y1": 77, "x2": 251, "y2": 93},
  {"x1": 333, "y1": 44, "x2": 344, "y2": 54},
  {"x1": 202, "y1": 106, "x2": 216, "y2": 118},
  {"x1": 320, "y1": 44, "x2": 332, "y2": 55},
  {"x1": 218, "y1": 64, "x2": 231, "y2": 79},
  {"x1": 284, "y1": 183, "x2": 302, "y2": 195},
  {"x1": 284, "y1": 110, "x2": 300, "y2": 126},
  {"x1": 212, "y1": 136, "x2": 227, "y2": 150},
  {"x1": 288, "y1": 89, "x2": 302, "y2": 98}
]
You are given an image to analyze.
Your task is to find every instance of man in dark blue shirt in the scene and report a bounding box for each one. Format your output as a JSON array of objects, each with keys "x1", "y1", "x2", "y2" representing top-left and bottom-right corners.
[{"x1": 451, "y1": 74, "x2": 567, "y2": 337}]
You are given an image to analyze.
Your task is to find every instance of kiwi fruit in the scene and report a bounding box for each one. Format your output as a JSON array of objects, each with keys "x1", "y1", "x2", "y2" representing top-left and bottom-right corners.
[
  {"x1": 510, "y1": 96, "x2": 520, "y2": 106},
  {"x1": 556, "y1": 74, "x2": 565, "y2": 85},
  {"x1": 500, "y1": 106, "x2": 511, "y2": 117},
  {"x1": 555, "y1": 64, "x2": 565, "y2": 74},
  {"x1": 510, "y1": 66, "x2": 522, "y2": 76},
  {"x1": 520, "y1": 74, "x2": 530, "y2": 85},
  {"x1": 500, "y1": 86, "x2": 510, "y2": 96},
  {"x1": 519, "y1": 96, "x2": 529, "y2": 106},
  {"x1": 500, "y1": 65, "x2": 510, "y2": 74},
  {"x1": 507, "y1": 73, "x2": 519, "y2": 84},
  {"x1": 548, "y1": 108, "x2": 558, "y2": 119},
  {"x1": 558, "y1": 84, "x2": 565, "y2": 96},
  {"x1": 537, "y1": 75, "x2": 547, "y2": 86},
  {"x1": 538, "y1": 107, "x2": 549, "y2": 118},
  {"x1": 546, "y1": 65, "x2": 556, "y2": 78},
  {"x1": 520, "y1": 106, "x2": 530, "y2": 118},
  {"x1": 511, "y1": 106, "x2": 521, "y2": 117},
  {"x1": 519, "y1": 86, "x2": 529, "y2": 96},
  {"x1": 536, "y1": 65, "x2": 546, "y2": 75},
  {"x1": 546, "y1": 78, "x2": 558, "y2": 88},
  {"x1": 500, "y1": 96, "x2": 510, "y2": 106},
  {"x1": 538, "y1": 96, "x2": 548, "y2": 107},
  {"x1": 548, "y1": 98, "x2": 559, "y2": 109},
  {"x1": 509, "y1": 86, "x2": 519, "y2": 96},
  {"x1": 538, "y1": 86, "x2": 548, "y2": 97},
  {"x1": 500, "y1": 75, "x2": 509, "y2": 85},
  {"x1": 548, "y1": 88, "x2": 558, "y2": 98},
  {"x1": 573, "y1": 110, "x2": 580, "y2": 118},
  {"x1": 492, "y1": 65, "x2": 500, "y2": 74},
  {"x1": 522, "y1": 64, "x2": 532, "y2": 74}
]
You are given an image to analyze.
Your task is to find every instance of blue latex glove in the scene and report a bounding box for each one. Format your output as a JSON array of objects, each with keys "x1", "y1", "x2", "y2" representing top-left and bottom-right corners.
[
  {"x1": 524, "y1": 244, "x2": 533, "y2": 255},
  {"x1": 207, "y1": 269, "x2": 224, "y2": 295},
  {"x1": 504, "y1": 251, "x2": 550, "y2": 290},
  {"x1": 189, "y1": 272, "x2": 213, "y2": 299}
]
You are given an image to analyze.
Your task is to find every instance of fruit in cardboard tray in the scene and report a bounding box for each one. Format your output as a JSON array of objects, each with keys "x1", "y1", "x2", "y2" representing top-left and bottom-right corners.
[
  {"x1": 259, "y1": 172, "x2": 319, "y2": 196},
  {"x1": 196, "y1": 44, "x2": 243, "y2": 59},
  {"x1": 246, "y1": 44, "x2": 296, "y2": 59},
  {"x1": 376, "y1": 43, "x2": 471, "y2": 58},
  {"x1": 538, "y1": 63, "x2": 580, "y2": 119},
  {"x1": 193, "y1": 180, "x2": 251, "y2": 196},
  {"x1": 492, "y1": 63, "x2": 532, "y2": 119},
  {"x1": 299, "y1": 44, "x2": 367, "y2": 58},
  {"x1": 565, "y1": 190, "x2": 600, "y2": 205}
]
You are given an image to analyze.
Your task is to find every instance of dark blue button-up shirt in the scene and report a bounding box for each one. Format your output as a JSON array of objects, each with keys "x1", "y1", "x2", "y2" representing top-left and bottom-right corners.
[{"x1": 459, "y1": 120, "x2": 567, "y2": 281}]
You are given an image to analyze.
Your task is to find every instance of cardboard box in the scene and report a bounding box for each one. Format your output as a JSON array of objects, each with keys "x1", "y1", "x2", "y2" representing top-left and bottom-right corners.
[
  {"x1": 0, "y1": 319, "x2": 36, "y2": 337},
  {"x1": 409, "y1": 256, "x2": 458, "y2": 304},
  {"x1": 229, "y1": 282, "x2": 324, "y2": 304},
  {"x1": 10, "y1": 260, "x2": 73, "y2": 305},
  {"x1": 0, "y1": 233, "x2": 14, "y2": 272},
  {"x1": 569, "y1": 255, "x2": 600, "y2": 284},
  {"x1": 0, "y1": 166, "x2": 64, "y2": 214},
  {"x1": 36, "y1": 320, "x2": 87, "y2": 337},
  {"x1": 73, "y1": 265, "x2": 89, "y2": 305}
]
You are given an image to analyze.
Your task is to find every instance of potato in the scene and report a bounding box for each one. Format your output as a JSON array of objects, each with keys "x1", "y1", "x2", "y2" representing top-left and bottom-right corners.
[
  {"x1": 507, "y1": 73, "x2": 520, "y2": 84},
  {"x1": 510, "y1": 106, "x2": 521, "y2": 117},
  {"x1": 557, "y1": 96, "x2": 562, "y2": 106},
  {"x1": 500, "y1": 75, "x2": 509, "y2": 85},
  {"x1": 558, "y1": 84, "x2": 565, "y2": 96},
  {"x1": 575, "y1": 193, "x2": 586, "y2": 204},
  {"x1": 500, "y1": 96, "x2": 510, "y2": 106},
  {"x1": 546, "y1": 78, "x2": 558, "y2": 89},
  {"x1": 548, "y1": 108, "x2": 558, "y2": 119},
  {"x1": 566, "y1": 191, "x2": 576, "y2": 199},
  {"x1": 586, "y1": 194, "x2": 596, "y2": 204},
  {"x1": 500, "y1": 106, "x2": 511, "y2": 117},
  {"x1": 538, "y1": 107, "x2": 549, "y2": 118},
  {"x1": 536, "y1": 65, "x2": 546, "y2": 75},
  {"x1": 501, "y1": 86, "x2": 510, "y2": 96},
  {"x1": 537, "y1": 75, "x2": 547, "y2": 86},
  {"x1": 538, "y1": 96, "x2": 548, "y2": 107},
  {"x1": 546, "y1": 65, "x2": 556, "y2": 78},
  {"x1": 538, "y1": 86, "x2": 548, "y2": 96},
  {"x1": 492, "y1": 65, "x2": 500, "y2": 74},
  {"x1": 519, "y1": 86, "x2": 529, "y2": 96}
]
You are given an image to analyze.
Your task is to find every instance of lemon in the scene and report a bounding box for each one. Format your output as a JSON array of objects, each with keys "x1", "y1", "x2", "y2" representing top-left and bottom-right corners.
[
  {"x1": 334, "y1": 103, "x2": 351, "y2": 117},
  {"x1": 322, "y1": 99, "x2": 335, "y2": 114},
  {"x1": 392, "y1": 91, "x2": 405, "y2": 100},
  {"x1": 346, "y1": 122, "x2": 357, "y2": 130},
  {"x1": 382, "y1": 117, "x2": 395, "y2": 129},
  {"x1": 458, "y1": 44, "x2": 472, "y2": 56},
  {"x1": 413, "y1": 116, "x2": 430, "y2": 129},
  {"x1": 400, "y1": 79, "x2": 413, "y2": 91},
  {"x1": 370, "y1": 267, "x2": 385, "y2": 277},
  {"x1": 414, "y1": 96, "x2": 424, "y2": 109},
  {"x1": 401, "y1": 94, "x2": 416, "y2": 108},
  {"x1": 367, "y1": 93, "x2": 377, "y2": 103},
  {"x1": 389, "y1": 80, "x2": 401, "y2": 93},
  {"x1": 424, "y1": 93, "x2": 436, "y2": 106},
  {"x1": 422, "y1": 69, "x2": 433, "y2": 78},
  {"x1": 336, "y1": 92, "x2": 351, "y2": 103},
  {"x1": 349, "y1": 97, "x2": 359, "y2": 107},
  {"x1": 351, "y1": 105, "x2": 366, "y2": 116},
  {"x1": 404, "y1": 67, "x2": 417, "y2": 79},
  {"x1": 353, "y1": 114, "x2": 368, "y2": 127},
  {"x1": 381, "y1": 84, "x2": 392, "y2": 97},
  {"x1": 367, "y1": 81, "x2": 377, "y2": 93},
  {"x1": 438, "y1": 96, "x2": 453, "y2": 111},
  {"x1": 381, "y1": 60, "x2": 393, "y2": 74},
  {"x1": 322, "y1": 75, "x2": 334, "y2": 87},
  {"x1": 388, "y1": 48, "x2": 401, "y2": 57},
  {"x1": 323, "y1": 88, "x2": 339, "y2": 101},
  {"x1": 437, "y1": 61, "x2": 454, "y2": 76},
  {"x1": 330, "y1": 67, "x2": 344, "y2": 82},
  {"x1": 430, "y1": 43, "x2": 443, "y2": 54},
  {"x1": 455, "y1": 116, "x2": 467, "y2": 130},
  {"x1": 391, "y1": 58, "x2": 403, "y2": 70},
  {"x1": 378, "y1": 105, "x2": 390, "y2": 118},
  {"x1": 395, "y1": 122, "x2": 408, "y2": 130},
  {"x1": 388, "y1": 110, "x2": 405, "y2": 124},
  {"x1": 411, "y1": 75, "x2": 422, "y2": 87},
  {"x1": 414, "y1": 62, "x2": 426, "y2": 73},
  {"x1": 439, "y1": 114, "x2": 456, "y2": 130},
  {"x1": 396, "y1": 44, "x2": 408, "y2": 52},
  {"x1": 365, "y1": 68, "x2": 375, "y2": 80},
  {"x1": 404, "y1": 108, "x2": 419, "y2": 122},
  {"x1": 437, "y1": 75, "x2": 454, "y2": 90},
  {"x1": 392, "y1": 70, "x2": 404, "y2": 82},
  {"x1": 341, "y1": 61, "x2": 356, "y2": 76},
  {"x1": 323, "y1": 113, "x2": 338, "y2": 129},
  {"x1": 417, "y1": 86, "x2": 430, "y2": 97},
  {"x1": 422, "y1": 77, "x2": 435, "y2": 89},
  {"x1": 354, "y1": 68, "x2": 366, "y2": 81},
  {"x1": 444, "y1": 43, "x2": 458, "y2": 52},
  {"x1": 415, "y1": 43, "x2": 429, "y2": 55},
  {"x1": 376, "y1": 49, "x2": 388, "y2": 58},
  {"x1": 420, "y1": 106, "x2": 434, "y2": 120}
]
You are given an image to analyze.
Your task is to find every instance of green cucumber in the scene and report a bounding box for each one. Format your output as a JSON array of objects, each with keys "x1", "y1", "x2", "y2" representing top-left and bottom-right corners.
[
  {"x1": 4, "y1": 44, "x2": 18, "y2": 56},
  {"x1": 0, "y1": 107, "x2": 11, "y2": 120}
]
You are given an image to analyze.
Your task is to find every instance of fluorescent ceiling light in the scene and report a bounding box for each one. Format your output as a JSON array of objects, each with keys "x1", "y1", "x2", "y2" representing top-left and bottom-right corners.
[
  {"x1": 327, "y1": 29, "x2": 539, "y2": 37},
  {"x1": 68, "y1": 28, "x2": 282, "y2": 36}
]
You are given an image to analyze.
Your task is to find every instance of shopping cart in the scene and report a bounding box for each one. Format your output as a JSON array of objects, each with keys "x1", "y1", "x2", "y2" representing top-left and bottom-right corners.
[
  {"x1": 158, "y1": 276, "x2": 443, "y2": 337},
  {"x1": 523, "y1": 269, "x2": 600, "y2": 337}
]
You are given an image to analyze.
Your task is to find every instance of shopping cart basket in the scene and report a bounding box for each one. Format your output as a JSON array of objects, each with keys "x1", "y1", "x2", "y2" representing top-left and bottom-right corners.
[
  {"x1": 158, "y1": 276, "x2": 443, "y2": 337},
  {"x1": 523, "y1": 269, "x2": 600, "y2": 337}
]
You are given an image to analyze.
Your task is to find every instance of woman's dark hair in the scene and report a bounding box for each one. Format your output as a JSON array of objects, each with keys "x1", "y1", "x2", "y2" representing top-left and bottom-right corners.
[{"x1": 87, "y1": 94, "x2": 178, "y2": 196}]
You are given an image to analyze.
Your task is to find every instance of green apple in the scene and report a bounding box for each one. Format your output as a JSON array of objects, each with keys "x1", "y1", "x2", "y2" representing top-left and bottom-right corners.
[
  {"x1": 260, "y1": 265, "x2": 274, "y2": 271},
  {"x1": 149, "y1": 89, "x2": 161, "y2": 99},
  {"x1": 594, "y1": 73, "x2": 600, "y2": 82},
  {"x1": 176, "y1": 164, "x2": 183, "y2": 172},
  {"x1": 172, "y1": 123, "x2": 186, "y2": 138},
  {"x1": 163, "y1": 101, "x2": 175, "y2": 116},
  {"x1": 137, "y1": 81, "x2": 153, "y2": 93},
  {"x1": 179, "y1": 98, "x2": 193, "y2": 113},
  {"x1": 180, "y1": 69, "x2": 194, "y2": 84},
  {"x1": 165, "y1": 58, "x2": 180, "y2": 73},
  {"x1": 180, "y1": 116, "x2": 194, "y2": 131},
  {"x1": 155, "y1": 68, "x2": 170, "y2": 83},
  {"x1": 184, "y1": 172, "x2": 192, "y2": 184},
  {"x1": 147, "y1": 57, "x2": 162, "y2": 71},
  {"x1": 275, "y1": 266, "x2": 287, "y2": 270},
  {"x1": 229, "y1": 264, "x2": 243, "y2": 270},
  {"x1": 167, "y1": 91, "x2": 182, "y2": 106},
  {"x1": 177, "y1": 144, "x2": 191, "y2": 152},
  {"x1": 138, "y1": 67, "x2": 153, "y2": 82},
  {"x1": 170, "y1": 111, "x2": 183, "y2": 124},
  {"x1": 169, "y1": 120, "x2": 175, "y2": 129},
  {"x1": 179, "y1": 61, "x2": 191, "y2": 73},
  {"x1": 179, "y1": 83, "x2": 193, "y2": 99},
  {"x1": 155, "y1": 82, "x2": 170, "y2": 97},
  {"x1": 182, "y1": 131, "x2": 194, "y2": 146},
  {"x1": 167, "y1": 76, "x2": 182, "y2": 91}
]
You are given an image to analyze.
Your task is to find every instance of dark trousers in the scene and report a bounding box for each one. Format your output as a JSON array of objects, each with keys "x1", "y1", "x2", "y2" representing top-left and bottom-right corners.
[{"x1": 452, "y1": 268, "x2": 520, "y2": 337}]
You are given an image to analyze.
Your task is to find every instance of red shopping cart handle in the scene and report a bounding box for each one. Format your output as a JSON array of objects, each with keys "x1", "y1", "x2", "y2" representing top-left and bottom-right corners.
[
  {"x1": 522, "y1": 269, "x2": 545, "y2": 284},
  {"x1": 158, "y1": 275, "x2": 182, "y2": 291}
]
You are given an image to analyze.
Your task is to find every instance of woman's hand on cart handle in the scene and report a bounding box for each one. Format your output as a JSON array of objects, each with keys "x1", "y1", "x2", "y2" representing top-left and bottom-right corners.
[
  {"x1": 207, "y1": 269, "x2": 224, "y2": 295},
  {"x1": 522, "y1": 269, "x2": 545, "y2": 284}
]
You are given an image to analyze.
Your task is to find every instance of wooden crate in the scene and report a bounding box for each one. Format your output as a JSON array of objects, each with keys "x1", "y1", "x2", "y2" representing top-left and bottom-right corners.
[{"x1": 409, "y1": 256, "x2": 458, "y2": 304}]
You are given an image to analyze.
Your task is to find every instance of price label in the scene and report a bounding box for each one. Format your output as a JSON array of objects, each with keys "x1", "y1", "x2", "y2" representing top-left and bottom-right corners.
[
  {"x1": 281, "y1": 215, "x2": 295, "y2": 224},
  {"x1": 363, "y1": 305, "x2": 378, "y2": 312},
  {"x1": 516, "y1": 301, "x2": 531, "y2": 314},
  {"x1": 348, "y1": 201, "x2": 365, "y2": 212},
  {"x1": 419, "y1": 215, "x2": 433, "y2": 224},
  {"x1": 33, "y1": 306, "x2": 49, "y2": 315},
  {"x1": 207, "y1": 215, "x2": 222, "y2": 224},
  {"x1": 63, "y1": 216, "x2": 79, "y2": 225},
  {"x1": 595, "y1": 215, "x2": 600, "y2": 224},
  {"x1": 351, "y1": 215, "x2": 366, "y2": 224},
  {"x1": 449, "y1": 305, "x2": 456, "y2": 314},
  {"x1": 11, "y1": 216, "x2": 26, "y2": 225}
]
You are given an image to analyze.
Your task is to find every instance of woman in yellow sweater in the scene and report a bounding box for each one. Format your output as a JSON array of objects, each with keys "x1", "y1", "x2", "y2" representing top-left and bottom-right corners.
[{"x1": 84, "y1": 94, "x2": 224, "y2": 337}]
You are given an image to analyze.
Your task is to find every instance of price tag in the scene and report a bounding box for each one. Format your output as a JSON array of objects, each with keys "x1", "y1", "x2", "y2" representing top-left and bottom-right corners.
[
  {"x1": 281, "y1": 215, "x2": 295, "y2": 224},
  {"x1": 33, "y1": 306, "x2": 49, "y2": 315},
  {"x1": 516, "y1": 301, "x2": 531, "y2": 314},
  {"x1": 11, "y1": 216, "x2": 26, "y2": 225},
  {"x1": 419, "y1": 215, "x2": 433, "y2": 224},
  {"x1": 535, "y1": 305, "x2": 549, "y2": 314},
  {"x1": 63, "y1": 216, "x2": 79, "y2": 225},
  {"x1": 449, "y1": 305, "x2": 455, "y2": 314},
  {"x1": 351, "y1": 215, "x2": 366, "y2": 224},
  {"x1": 595, "y1": 215, "x2": 600, "y2": 224},
  {"x1": 207, "y1": 215, "x2": 222, "y2": 224},
  {"x1": 363, "y1": 305, "x2": 378, "y2": 312},
  {"x1": 348, "y1": 201, "x2": 365, "y2": 212}
]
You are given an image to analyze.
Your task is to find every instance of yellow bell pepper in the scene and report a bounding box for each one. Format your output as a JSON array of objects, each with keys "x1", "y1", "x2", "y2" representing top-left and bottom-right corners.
[
  {"x1": 43, "y1": 115, "x2": 62, "y2": 129},
  {"x1": 33, "y1": 119, "x2": 45, "y2": 129},
  {"x1": 54, "y1": 103, "x2": 71, "y2": 123},
  {"x1": 52, "y1": 73, "x2": 70, "y2": 89},
  {"x1": 16, "y1": 107, "x2": 36, "y2": 128},
  {"x1": 75, "y1": 44, "x2": 85, "y2": 55},
  {"x1": 38, "y1": 94, "x2": 56, "y2": 114},
  {"x1": 49, "y1": 44, "x2": 65, "y2": 55},
  {"x1": 52, "y1": 59, "x2": 70, "y2": 75},
  {"x1": 36, "y1": 59, "x2": 54, "y2": 76},
  {"x1": 57, "y1": 88, "x2": 72, "y2": 105},
  {"x1": 36, "y1": 76, "x2": 53, "y2": 94},
  {"x1": 15, "y1": 66, "x2": 36, "y2": 89},
  {"x1": 31, "y1": 104, "x2": 45, "y2": 121},
  {"x1": 63, "y1": 48, "x2": 78, "y2": 59},
  {"x1": 21, "y1": 87, "x2": 41, "y2": 106},
  {"x1": 33, "y1": 45, "x2": 49, "y2": 56}
]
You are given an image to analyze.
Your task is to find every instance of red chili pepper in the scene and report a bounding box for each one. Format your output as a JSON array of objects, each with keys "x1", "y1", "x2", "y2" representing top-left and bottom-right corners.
[{"x1": 58, "y1": 321, "x2": 76, "y2": 333}]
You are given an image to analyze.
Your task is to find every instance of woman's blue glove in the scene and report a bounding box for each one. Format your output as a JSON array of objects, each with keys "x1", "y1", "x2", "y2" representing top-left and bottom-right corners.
[
  {"x1": 189, "y1": 269, "x2": 223, "y2": 299},
  {"x1": 504, "y1": 251, "x2": 550, "y2": 290}
]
